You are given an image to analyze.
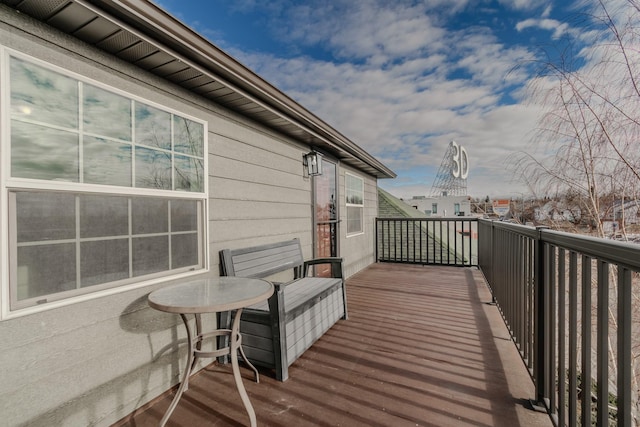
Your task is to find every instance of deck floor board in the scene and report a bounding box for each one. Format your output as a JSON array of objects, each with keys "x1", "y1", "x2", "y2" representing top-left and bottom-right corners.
[{"x1": 114, "y1": 263, "x2": 553, "y2": 427}]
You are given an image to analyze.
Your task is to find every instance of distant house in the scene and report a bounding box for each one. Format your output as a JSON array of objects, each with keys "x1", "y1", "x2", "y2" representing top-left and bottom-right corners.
[
  {"x1": 0, "y1": 2, "x2": 394, "y2": 426},
  {"x1": 613, "y1": 199, "x2": 640, "y2": 225},
  {"x1": 534, "y1": 201, "x2": 581, "y2": 223}
]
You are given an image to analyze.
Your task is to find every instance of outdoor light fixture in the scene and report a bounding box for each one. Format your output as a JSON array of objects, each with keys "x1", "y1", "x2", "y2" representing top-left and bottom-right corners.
[{"x1": 303, "y1": 151, "x2": 323, "y2": 176}]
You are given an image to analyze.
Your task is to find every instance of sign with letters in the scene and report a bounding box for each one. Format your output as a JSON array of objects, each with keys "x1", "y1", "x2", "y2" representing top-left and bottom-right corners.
[
  {"x1": 492, "y1": 199, "x2": 511, "y2": 216},
  {"x1": 451, "y1": 141, "x2": 469, "y2": 179}
]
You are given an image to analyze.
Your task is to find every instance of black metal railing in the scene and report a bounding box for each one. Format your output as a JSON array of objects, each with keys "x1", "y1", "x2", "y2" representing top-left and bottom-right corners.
[
  {"x1": 375, "y1": 217, "x2": 478, "y2": 266},
  {"x1": 478, "y1": 219, "x2": 640, "y2": 427},
  {"x1": 375, "y1": 216, "x2": 640, "y2": 426}
]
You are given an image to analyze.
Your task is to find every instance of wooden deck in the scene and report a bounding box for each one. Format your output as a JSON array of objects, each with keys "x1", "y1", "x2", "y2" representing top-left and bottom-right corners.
[{"x1": 114, "y1": 263, "x2": 553, "y2": 427}]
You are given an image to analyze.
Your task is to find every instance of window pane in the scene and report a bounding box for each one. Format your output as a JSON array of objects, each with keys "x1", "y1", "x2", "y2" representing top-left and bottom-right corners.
[
  {"x1": 16, "y1": 192, "x2": 76, "y2": 242},
  {"x1": 173, "y1": 116, "x2": 204, "y2": 157},
  {"x1": 347, "y1": 206, "x2": 363, "y2": 234},
  {"x1": 133, "y1": 236, "x2": 169, "y2": 276},
  {"x1": 83, "y1": 84, "x2": 131, "y2": 140},
  {"x1": 314, "y1": 162, "x2": 337, "y2": 222},
  {"x1": 171, "y1": 200, "x2": 198, "y2": 232},
  {"x1": 11, "y1": 121, "x2": 79, "y2": 181},
  {"x1": 347, "y1": 192, "x2": 363, "y2": 205},
  {"x1": 16, "y1": 243, "x2": 76, "y2": 300},
  {"x1": 132, "y1": 198, "x2": 168, "y2": 234},
  {"x1": 346, "y1": 174, "x2": 363, "y2": 205},
  {"x1": 83, "y1": 136, "x2": 132, "y2": 186},
  {"x1": 174, "y1": 155, "x2": 203, "y2": 192},
  {"x1": 135, "y1": 103, "x2": 171, "y2": 150},
  {"x1": 80, "y1": 195, "x2": 128, "y2": 238},
  {"x1": 172, "y1": 233, "x2": 198, "y2": 269},
  {"x1": 81, "y1": 239, "x2": 129, "y2": 287},
  {"x1": 135, "y1": 146, "x2": 172, "y2": 189},
  {"x1": 10, "y1": 56, "x2": 78, "y2": 129},
  {"x1": 347, "y1": 174, "x2": 360, "y2": 191}
]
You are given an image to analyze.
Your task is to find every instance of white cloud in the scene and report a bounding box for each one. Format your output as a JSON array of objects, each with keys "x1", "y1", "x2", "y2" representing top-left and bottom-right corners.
[
  {"x1": 242, "y1": 54, "x2": 542, "y2": 198},
  {"x1": 497, "y1": 0, "x2": 550, "y2": 12},
  {"x1": 221, "y1": 0, "x2": 579, "y2": 197},
  {"x1": 275, "y1": 0, "x2": 450, "y2": 65},
  {"x1": 516, "y1": 18, "x2": 572, "y2": 39}
]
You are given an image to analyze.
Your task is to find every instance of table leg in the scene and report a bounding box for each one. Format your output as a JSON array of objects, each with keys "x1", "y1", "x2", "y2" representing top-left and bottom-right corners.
[
  {"x1": 159, "y1": 313, "x2": 195, "y2": 427},
  {"x1": 237, "y1": 335, "x2": 260, "y2": 383},
  {"x1": 190, "y1": 313, "x2": 203, "y2": 376},
  {"x1": 230, "y1": 308, "x2": 257, "y2": 427}
]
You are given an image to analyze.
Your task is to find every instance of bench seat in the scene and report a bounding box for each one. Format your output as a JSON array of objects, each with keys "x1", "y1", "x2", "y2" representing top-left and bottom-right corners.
[
  {"x1": 248, "y1": 277, "x2": 341, "y2": 313},
  {"x1": 219, "y1": 239, "x2": 347, "y2": 381}
]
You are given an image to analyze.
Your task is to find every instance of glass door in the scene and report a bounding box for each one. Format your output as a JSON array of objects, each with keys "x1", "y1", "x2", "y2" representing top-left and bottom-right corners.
[{"x1": 313, "y1": 159, "x2": 338, "y2": 276}]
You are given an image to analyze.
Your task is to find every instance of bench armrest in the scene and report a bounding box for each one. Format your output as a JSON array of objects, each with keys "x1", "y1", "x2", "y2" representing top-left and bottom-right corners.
[{"x1": 301, "y1": 257, "x2": 344, "y2": 279}]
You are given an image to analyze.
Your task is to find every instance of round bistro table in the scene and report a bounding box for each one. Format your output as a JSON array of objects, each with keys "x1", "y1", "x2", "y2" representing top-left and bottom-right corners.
[{"x1": 148, "y1": 276, "x2": 274, "y2": 427}]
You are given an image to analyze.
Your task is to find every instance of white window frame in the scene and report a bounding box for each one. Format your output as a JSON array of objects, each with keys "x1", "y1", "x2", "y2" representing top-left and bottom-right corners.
[
  {"x1": 0, "y1": 48, "x2": 209, "y2": 319},
  {"x1": 345, "y1": 172, "x2": 364, "y2": 237}
]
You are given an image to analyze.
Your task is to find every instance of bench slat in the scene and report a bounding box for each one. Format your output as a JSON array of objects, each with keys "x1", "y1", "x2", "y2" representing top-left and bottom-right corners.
[
  {"x1": 283, "y1": 277, "x2": 341, "y2": 312},
  {"x1": 245, "y1": 277, "x2": 341, "y2": 312},
  {"x1": 222, "y1": 240, "x2": 304, "y2": 278},
  {"x1": 233, "y1": 247, "x2": 301, "y2": 268}
]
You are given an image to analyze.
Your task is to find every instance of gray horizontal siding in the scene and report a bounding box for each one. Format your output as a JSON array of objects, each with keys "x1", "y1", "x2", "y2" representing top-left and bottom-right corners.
[
  {"x1": 0, "y1": 9, "x2": 313, "y2": 427},
  {"x1": 211, "y1": 174, "x2": 308, "y2": 198}
]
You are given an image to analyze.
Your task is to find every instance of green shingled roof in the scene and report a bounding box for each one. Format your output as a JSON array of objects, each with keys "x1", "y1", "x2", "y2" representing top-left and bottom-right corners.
[{"x1": 377, "y1": 187, "x2": 429, "y2": 219}]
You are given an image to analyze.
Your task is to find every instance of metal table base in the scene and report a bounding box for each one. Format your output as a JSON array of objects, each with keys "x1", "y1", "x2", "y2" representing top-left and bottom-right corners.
[{"x1": 160, "y1": 308, "x2": 259, "y2": 427}]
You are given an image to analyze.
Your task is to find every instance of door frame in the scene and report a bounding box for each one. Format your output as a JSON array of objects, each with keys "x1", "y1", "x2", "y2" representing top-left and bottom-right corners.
[{"x1": 312, "y1": 156, "x2": 340, "y2": 259}]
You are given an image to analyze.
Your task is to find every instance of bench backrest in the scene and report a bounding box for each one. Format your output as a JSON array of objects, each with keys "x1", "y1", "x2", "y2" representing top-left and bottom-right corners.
[{"x1": 220, "y1": 239, "x2": 304, "y2": 279}]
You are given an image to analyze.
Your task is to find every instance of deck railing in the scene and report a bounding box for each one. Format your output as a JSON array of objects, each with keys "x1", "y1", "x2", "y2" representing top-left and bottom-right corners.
[
  {"x1": 375, "y1": 217, "x2": 478, "y2": 266},
  {"x1": 375, "y1": 216, "x2": 640, "y2": 427},
  {"x1": 481, "y1": 219, "x2": 640, "y2": 427}
]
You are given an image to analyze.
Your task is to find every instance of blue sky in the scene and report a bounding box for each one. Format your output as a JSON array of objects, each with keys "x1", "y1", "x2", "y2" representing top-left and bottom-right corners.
[{"x1": 154, "y1": 0, "x2": 602, "y2": 199}]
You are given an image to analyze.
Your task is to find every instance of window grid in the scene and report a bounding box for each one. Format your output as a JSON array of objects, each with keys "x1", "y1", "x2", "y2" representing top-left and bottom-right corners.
[
  {"x1": 11, "y1": 192, "x2": 202, "y2": 309},
  {"x1": 4, "y1": 51, "x2": 207, "y2": 313},
  {"x1": 8, "y1": 54, "x2": 205, "y2": 192}
]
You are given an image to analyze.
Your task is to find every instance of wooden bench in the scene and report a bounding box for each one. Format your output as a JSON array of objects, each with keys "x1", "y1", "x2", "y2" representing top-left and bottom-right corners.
[{"x1": 219, "y1": 239, "x2": 347, "y2": 381}]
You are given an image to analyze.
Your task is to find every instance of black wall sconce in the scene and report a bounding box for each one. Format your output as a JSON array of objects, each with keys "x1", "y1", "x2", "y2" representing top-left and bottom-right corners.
[{"x1": 303, "y1": 151, "x2": 323, "y2": 176}]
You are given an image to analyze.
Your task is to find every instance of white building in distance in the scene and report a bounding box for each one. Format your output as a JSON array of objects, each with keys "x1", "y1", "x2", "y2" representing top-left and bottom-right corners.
[{"x1": 404, "y1": 195, "x2": 472, "y2": 217}]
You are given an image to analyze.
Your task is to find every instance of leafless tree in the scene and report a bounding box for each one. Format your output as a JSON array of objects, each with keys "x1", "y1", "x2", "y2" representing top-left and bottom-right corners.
[
  {"x1": 510, "y1": 2, "x2": 640, "y2": 424},
  {"x1": 511, "y1": 0, "x2": 640, "y2": 238}
]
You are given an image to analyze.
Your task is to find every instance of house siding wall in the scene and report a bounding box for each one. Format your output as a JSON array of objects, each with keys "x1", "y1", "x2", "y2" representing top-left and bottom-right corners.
[{"x1": 0, "y1": 7, "x2": 378, "y2": 427}]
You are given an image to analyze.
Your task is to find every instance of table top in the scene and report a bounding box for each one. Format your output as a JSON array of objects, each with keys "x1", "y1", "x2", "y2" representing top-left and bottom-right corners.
[{"x1": 148, "y1": 276, "x2": 274, "y2": 314}]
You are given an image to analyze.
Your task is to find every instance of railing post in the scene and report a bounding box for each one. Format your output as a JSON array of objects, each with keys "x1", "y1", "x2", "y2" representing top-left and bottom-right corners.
[
  {"x1": 490, "y1": 220, "x2": 497, "y2": 304},
  {"x1": 375, "y1": 218, "x2": 379, "y2": 262},
  {"x1": 532, "y1": 226, "x2": 549, "y2": 410}
]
